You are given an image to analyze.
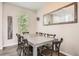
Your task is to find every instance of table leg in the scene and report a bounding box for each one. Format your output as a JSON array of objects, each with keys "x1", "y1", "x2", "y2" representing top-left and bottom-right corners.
[{"x1": 33, "y1": 46, "x2": 37, "y2": 56}]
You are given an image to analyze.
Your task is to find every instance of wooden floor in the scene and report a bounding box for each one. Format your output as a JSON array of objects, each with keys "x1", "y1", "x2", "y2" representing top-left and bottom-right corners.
[{"x1": 0, "y1": 45, "x2": 65, "y2": 56}]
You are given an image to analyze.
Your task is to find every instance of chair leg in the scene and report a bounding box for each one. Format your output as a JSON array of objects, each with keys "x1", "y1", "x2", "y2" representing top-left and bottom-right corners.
[
  {"x1": 23, "y1": 47, "x2": 27, "y2": 56},
  {"x1": 17, "y1": 46, "x2": 21, "y2": 56},
  {"x1": 51, "y1": 50, "x2": 53, "y2": 56},
  {"x1": 23, "y1": 48, "x2": 25, "y2": 56},
  {"x1": 58, "y1": 50, "x2": 60, "y2": 56},
  {"x1": 19, "y1": 48, "x2": 22, "y2": 56},
  {"x1": 52, "y1": 43, "x2": 54, "y2": 56}
]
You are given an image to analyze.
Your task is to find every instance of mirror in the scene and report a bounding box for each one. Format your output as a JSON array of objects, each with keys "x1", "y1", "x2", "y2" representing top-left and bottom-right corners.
[{"x1": 43, "y1": 2, "x2": 78, "y2": 25}]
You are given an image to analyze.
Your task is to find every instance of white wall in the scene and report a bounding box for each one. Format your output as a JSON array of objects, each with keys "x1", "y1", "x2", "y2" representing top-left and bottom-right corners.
[
  {"x1": 37, "y1": 2, "x2": 79, "y2": 56},
  {"x1": 0, "y1": 2, "x2": 3, "y2": 49},
  {"x1": 2, "y1": 3, "x2": 37, "y2": 47}
]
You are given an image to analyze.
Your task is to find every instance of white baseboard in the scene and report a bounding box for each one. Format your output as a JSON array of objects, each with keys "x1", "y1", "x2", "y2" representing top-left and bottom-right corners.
[
  {"x1": 3, "y1": 43, "x2": 18, "y2": 47},
  {"x1": 0, "y1": 47, "x2": 3, "y2": 50},
  {"x1": 60, "y1": 51, "x2": 72, "y2": 56}
]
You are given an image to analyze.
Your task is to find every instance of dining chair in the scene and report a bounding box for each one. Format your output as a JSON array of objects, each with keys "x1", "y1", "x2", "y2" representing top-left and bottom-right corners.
[
  {"x1": 16, "y1": 34, "x2": 23, "y2": 48},
  {"x1": 23, "y1": 32, "x2": 33, "y2": 55},
  {"x1": 38, "y1": 34, "x2": 56, "y2": 56},
  {"x1": 43, "y1": 33, "x2": 47, "y2": 37},
  {"x1": 36, "y1": 32, "x2": 38, "y2": 34},
  {"x1": 36, "y1": 32, "x2": 39, "y2": 36},
  {"x1": 38, "y1": 32, "x2": 44, "y2": 36},
  {"x1": 16, "y1": 34, "x2": 31, "y2": 56},
  {"x1": 22, "y1": 32, "x2": 29, "y2": 35},
  {"x1": 16, "y1": 34, "x2": 24, "y2": 56},
  {"x1": 42, "y1": 34, "x2": 56, "y2": 49},
  {"x1": 47, "y1": 34, "x2": 56, "y2": 38},
  {"x1": 22, "y1": 36, "x2": 32, "y2": 56},
  {"x1": 39, "y1": 38, "x2": 63, "y2": 56},
  {"x1": 52, "y1": 38, "x2": 63, "y2": 56}
]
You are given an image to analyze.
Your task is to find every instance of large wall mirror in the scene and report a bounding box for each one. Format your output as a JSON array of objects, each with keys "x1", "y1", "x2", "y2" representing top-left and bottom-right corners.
[{"x1": 43, "y1": 2, "x2": 78, "y2": 25}]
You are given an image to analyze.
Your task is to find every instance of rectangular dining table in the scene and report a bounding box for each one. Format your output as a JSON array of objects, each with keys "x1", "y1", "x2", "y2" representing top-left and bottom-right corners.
[{"x1": 23, "y1": 34, "x2": 54, "y2": 56}]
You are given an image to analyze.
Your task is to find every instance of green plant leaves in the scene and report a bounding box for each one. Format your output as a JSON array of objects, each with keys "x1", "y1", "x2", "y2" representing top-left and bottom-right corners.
[{"x1": 17, "y1": 14, "x2": 29, "y2": 33}]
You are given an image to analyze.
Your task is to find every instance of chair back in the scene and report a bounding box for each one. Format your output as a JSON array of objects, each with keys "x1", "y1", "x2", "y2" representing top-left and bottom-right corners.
[
  {"x1": 52, "y1": 38, "x2": 63, "y2": 51},
  {"x1": 43, "y1": 33, "x2": 47, "y2": 37},
  {"x1": 16, "y1": 34, "x2": 21, "y2": 39},
  {"x1": 22, "y1": 36, "x2": 28, "y2": 46},
  {"x1": 16, "y1": 33, "x2": 23, "y2": 45},
  {"x1": 36, "y1": 32, "x2": 38, "y2": 34},
  {"x1": 22, "y1": 32, "x2": 29, "y2": 35},
  {"x1": 60, "y1": 38, "x2": 63, "y2": 43},
  {"x1": 47, "y1": 34, "x2": 56, "y2": 38},
  {"x1": 36, "y1": 32, "x2": 39, "y2": 36},
  {"x1": 39, "y1": 32, "x2": 44, "y2": 36}
]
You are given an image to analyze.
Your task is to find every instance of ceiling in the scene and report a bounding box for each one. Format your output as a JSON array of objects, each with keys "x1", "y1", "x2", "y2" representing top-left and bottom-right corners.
[{"x1": 8, "y1": 2, "x2": 48, "y2": 11}]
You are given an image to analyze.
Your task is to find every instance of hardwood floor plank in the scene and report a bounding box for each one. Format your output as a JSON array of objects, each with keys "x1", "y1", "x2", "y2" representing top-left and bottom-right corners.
[{"x1": 0, "y1": 45, "x2": 65, "y2": 56}]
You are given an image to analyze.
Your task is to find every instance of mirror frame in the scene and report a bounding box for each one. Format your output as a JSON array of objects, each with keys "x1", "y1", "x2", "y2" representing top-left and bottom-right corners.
[{"x1": 43, "y1": 2, "x2": 78, "y2": 26}]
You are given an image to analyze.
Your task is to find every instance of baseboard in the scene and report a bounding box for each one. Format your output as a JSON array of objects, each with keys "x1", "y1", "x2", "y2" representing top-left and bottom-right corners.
[
  {"x1": 3, "y1": 43, "x2": 18, "y2": 47},
  {"x1": 0, "y1": 48, "x2": 3, "y2": 50},
  {"x1": 60, "y1": 51, "x2": 72, "y2": 56},
  {"x1": 0, "y1": 47, "x2": 3, "y2": 51}
]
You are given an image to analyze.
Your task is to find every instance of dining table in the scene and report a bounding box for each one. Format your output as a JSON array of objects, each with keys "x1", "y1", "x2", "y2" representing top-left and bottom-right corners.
[{"x1": 23, "y1": 34, "x2": 54, "y2": 56}]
